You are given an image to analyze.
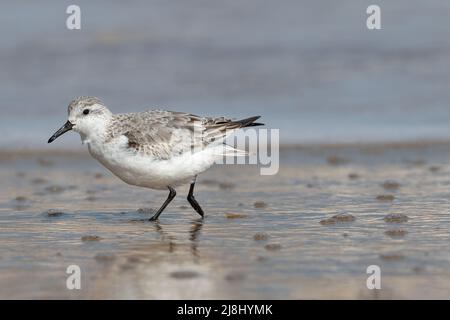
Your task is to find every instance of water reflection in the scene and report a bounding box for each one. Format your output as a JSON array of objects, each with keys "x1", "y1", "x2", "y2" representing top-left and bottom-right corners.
[{"x1": 149, "y1": 218, "x2": 204, "y2": 260}]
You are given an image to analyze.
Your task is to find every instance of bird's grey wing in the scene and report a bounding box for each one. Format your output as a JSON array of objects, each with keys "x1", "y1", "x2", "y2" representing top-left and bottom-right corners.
[
  {"x1": 107, "y1": 110, "x2": 247, "y2": 159},
  {"x1": 107, "y1": 111, "x2": 204, "y2": 159}
]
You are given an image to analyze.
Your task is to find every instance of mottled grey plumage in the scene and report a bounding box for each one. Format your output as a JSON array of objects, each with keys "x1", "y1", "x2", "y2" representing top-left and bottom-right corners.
[
  {"x1": 68, "y1": 96, "x2": 104, "y2": 115},
  {"x1": 105, "y1": 110, "x2": 261, "y2": 160}
]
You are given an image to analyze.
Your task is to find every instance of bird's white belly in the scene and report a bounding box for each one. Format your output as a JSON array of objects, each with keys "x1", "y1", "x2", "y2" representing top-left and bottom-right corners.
[{"x1": 87, "y1": 139, "x2": 218, "y2": 190}]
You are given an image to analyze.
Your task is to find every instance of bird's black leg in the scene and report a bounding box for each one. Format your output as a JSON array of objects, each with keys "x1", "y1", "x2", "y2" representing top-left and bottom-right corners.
[
  {"x1": 187, "y1": 177, "x2": 204, "y2": 218},
  {"x1": 149, "y1": 186, "x2": 176, "y2": 221}
]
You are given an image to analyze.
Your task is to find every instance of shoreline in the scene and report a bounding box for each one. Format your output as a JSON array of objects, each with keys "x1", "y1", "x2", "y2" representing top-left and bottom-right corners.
[{"x1": 2, "y1": 139, "x2": 450, "y2": 159}]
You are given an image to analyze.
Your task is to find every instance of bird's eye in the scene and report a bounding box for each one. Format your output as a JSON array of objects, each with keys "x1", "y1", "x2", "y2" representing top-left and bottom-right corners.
[{"x1": 83, "y1": 109, "x2": 90, "y2": 115}]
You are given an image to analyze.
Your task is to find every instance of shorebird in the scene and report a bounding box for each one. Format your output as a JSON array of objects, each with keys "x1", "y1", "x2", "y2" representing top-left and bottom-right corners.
[{"x1": 48, "y1": 97, "x2": 263, "y2": 221}]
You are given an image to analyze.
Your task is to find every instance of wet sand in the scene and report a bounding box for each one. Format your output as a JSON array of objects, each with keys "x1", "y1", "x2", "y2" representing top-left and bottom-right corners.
[{"x1": 1, "y1": 142, "x2": 450, "y2": 299}]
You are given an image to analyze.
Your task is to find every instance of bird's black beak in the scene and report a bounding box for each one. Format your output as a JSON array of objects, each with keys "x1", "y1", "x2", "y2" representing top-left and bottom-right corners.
[{"x1": 48, "y1": 120, "x2": 73, "y2": 143}]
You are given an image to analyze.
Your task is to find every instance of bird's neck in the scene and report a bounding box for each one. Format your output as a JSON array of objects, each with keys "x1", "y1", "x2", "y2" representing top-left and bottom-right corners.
[{"x1": 79, "y1": 119, "x2": 110, "y2": 146}]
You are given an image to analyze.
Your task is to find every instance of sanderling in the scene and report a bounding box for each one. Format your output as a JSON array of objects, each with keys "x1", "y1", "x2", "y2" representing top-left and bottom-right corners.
[{"x1": 48, "y1": 96, "x2": 263, "y2": 221}]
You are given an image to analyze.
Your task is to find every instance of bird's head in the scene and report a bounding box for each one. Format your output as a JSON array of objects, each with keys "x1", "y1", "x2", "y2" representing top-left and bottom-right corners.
[{"x1": 48, "y1": 96, "x2": 112, "y2": 144}]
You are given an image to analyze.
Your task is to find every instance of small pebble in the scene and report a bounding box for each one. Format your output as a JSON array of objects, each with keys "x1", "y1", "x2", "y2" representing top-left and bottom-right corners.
[
  {"x1": 327, "y1": 155, "x2": 350, "y2": 165},
  {"x1": 320, "y1": 213, "x2": 356, "y2": 225},
  {"x1": 226, "y1": 213, "x2": 248, "y2": 219},
  {"x1": 382, "y1": 181, "x2": 400, "y2": 190},
  {"x1": 384, "y1": 214, "x2": 409, "y2": 223},
  {"x1": 81, "y1": 235, "x2": 102, "y2": 242},
  {"x1": 219, "y1": 182, "x2": 235, "y2": 190},
  {"x1": 253, "y1": 232, "x2": 269, "y2": 241},
  {"x1": 170, "y1": 270, "x2": 199, "y2": 279},
  {"x1": 264, "y1": 243, "x2": 282, "y2": 251},
  {"x1": 376, "y1": 194, "x2": 395, "y2": 201},
  {"x1": 348, "y1": 173, "x2": 360, "y2": 180},
  {"x1": 379, "y1": 253, "x2": 405, "y2": 261},
  {"x1": 15, "y1": 196, "x2": 28, "y2": 202},
  {"x1": 45, "y1": 209, "x2": 65, "y2": 217},
  {"x1": 94, "y1": 173, "x2": 103, "y2": 179},
  {"x1": 384, "y1": 229, "x2": 408, "y2": 238},
  {"x1": 254, "y1": 201, "x2": 267, "y2": 208}
]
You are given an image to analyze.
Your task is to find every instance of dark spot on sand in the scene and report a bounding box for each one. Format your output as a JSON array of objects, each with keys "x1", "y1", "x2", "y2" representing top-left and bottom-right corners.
[
  {"x1": 412, "y1": 266, "x2": 425, "y2": 273},
  {"x1": 225, "y1": 272, "x2": 246, "y2": 282},
  {"x1": 226, "y1": 213, "x2": 248, "y2": 219},
  {"x1": 254, "y1": 201, "x2": 267, "y2": 208},
  {"x1": 15, "y1": 196, "x2": 28, "y2": 202},
  {"x1": 265, "y1": 243, "x2": 282, "y2": 251},
  {"x1": 31, "y1": 178, "x2": 47, "y2": 185},
  {"x1": 382, "y1": 181, "x2": 400, "y2": 190},
  {"x1": 384, "y1": 229, "x2": 408, "y2": 238},
  {"x1": 179, "y1": 205, "x2": 189, "y2": 209},
  {"x1": 119, "y1": 263, "x2": 136, "y2": 272},
  {"x1": 202, "y1": 179, "x2": 219, "y2": 186},
  {"x1": 85, "y1": 196, "x2": 97, "y2": 201},
  {"x1": 137, "y1": 207, "x2": 155, "y2": 214},
  {"x1": 170, "y1": 270, "x2": 199, "y2": 279},
  {"x1": 37, "y1": 158, "x2": 54, "y2": 167},
  {"x1": 379, "y1": 253, "x2": 405, "y2": 261},
  {"x1": 45, "y1": 185, "x2": 65, "y2": 194},
  {"x1": 405, "y1": 159, "x2": 425, "y2": 166},
  {"x1": 127, "y1": 256, "x2": 141, "y2": 264},
  {"x1": 384, "y1": 214, "x2": 409, "y2": 223},
  {"x1": 45, "y1": 209, "x2": 65, "y2": 217},
  {"x1": 81, "y1": 235, "x2": 102, "y2": 242},
  {"x1": 219, "y1": 182, "x2": 235, "y2": 190},
  {"x1": 16, "y1": 172, "x2": 26, "y2": 178},
  {"x1": 253, "y1": 232, "x2": 269, "y2": 241},
  {"x1": 348, "y1": 173, "x2": 360, "y2": 180},
  {"x1": 320, "y1": 213, "x2": 356, "y2": 225},
  {"x1": 429, "y1": 166, "x2": 440, "y2": 173},
  {"x1": 376, "y1": 194, "x2": 395, "y2": 201},
  {"x1": 327, "y1": 155, "x2": 350, "y2": 166},
  {"x1": 94, "y1": 173, "x2": 103, "y2": 179},
  {"x1": 256, "y1": 256, "x2": 268, "y2": 262},
  {"x1": 95, "y1": 253, "x2": 116, "y2": 264}
]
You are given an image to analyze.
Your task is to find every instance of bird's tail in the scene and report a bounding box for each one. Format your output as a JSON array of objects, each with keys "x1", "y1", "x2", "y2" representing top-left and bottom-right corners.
[{"x1": 231, "y1": 115, "x2": 264, "y2": 128}]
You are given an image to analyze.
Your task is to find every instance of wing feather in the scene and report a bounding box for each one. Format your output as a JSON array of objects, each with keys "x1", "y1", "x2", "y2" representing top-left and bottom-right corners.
[{"x1": 106, "y1": 110, "x2": 261, "y2": 159}]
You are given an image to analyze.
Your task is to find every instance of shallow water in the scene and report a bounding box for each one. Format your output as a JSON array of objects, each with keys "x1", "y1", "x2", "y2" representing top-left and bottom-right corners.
[{"x1": 1, "y1": 144, "x2": 449, "y2": 299}]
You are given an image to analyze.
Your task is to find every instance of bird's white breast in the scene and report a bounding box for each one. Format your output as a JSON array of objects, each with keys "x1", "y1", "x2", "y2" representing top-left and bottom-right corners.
[{"x1": 86, "y1": 135, "x2": 218, "y2": 190}]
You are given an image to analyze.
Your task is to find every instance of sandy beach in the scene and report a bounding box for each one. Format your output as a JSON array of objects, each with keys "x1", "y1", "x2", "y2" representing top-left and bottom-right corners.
[{"x1": 1, "y1": 142, "x2": 449, "y2": 299}]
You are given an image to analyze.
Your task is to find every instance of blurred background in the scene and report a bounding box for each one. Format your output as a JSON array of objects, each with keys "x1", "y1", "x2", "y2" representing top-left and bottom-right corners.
[{"x1": 1, "y1": 0, "x2": 450, "y2": 148}]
